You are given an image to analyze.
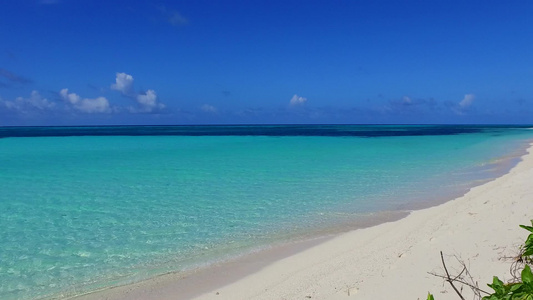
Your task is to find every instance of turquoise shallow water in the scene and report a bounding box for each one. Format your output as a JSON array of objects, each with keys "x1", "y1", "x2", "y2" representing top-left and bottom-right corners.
[{"x1": 0, "y1": 125, "x2": 532, "y2": 299}]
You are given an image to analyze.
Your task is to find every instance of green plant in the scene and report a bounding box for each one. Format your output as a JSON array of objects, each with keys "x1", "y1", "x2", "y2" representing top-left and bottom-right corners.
[
  {"x1": 427, "y1": 221, "x2": 533, "y2": 300},
  {"x1": 519, "y1": 220, "x2": 533, "y2": 260},
  {"x1": 482, "y1": 265, "x2": 533, "y2": 299}
]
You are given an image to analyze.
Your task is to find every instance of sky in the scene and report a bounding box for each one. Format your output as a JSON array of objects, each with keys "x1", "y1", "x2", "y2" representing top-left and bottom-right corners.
[{"x1": 0, "y1": 0, "x2": 532, "y2": 126}]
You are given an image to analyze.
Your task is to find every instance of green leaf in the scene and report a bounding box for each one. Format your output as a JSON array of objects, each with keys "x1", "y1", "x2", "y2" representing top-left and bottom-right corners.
[
  {"x1": 491, "y1": 276, "x2": 505, "y2": 288},
  {"x1": 523, "y1": 248, "x2": 533, "y2": 257},
  {"x1": 509, "y1": 282, "x2": 523, "y2": 292},
  {"x1": 525, "y1": 234, "x2": 533, "y2": 246},
  {"x1": 521, "y1": 294, "x2": 533, "y2": 300},
  {"x1": 427, "y1": 292, "x2": 435, "y2": 300},
  {"x1": 520, "y1": 224, "x2": 533, "y2": 233},
  {"x1": 488, "y1": 276, "x2": 506, "y2": 295},
  {"x1": 482, "y1": 295, "x2": 499, "y2": 300},
  {"x1": 522, "y1": 265, "x2": 533, "y2": 284},
  {"x1": 522, "y1": 275, "x2": 533, "y2": 295}
]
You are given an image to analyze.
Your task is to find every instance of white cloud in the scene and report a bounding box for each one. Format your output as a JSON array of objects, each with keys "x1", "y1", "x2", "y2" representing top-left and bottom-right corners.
[
  {"x1": 402, "y1": 96, "x2": 412, "y2": 104},
  {"x1": 459, "y1": 94, "x2": 475, "y2": 108},
  {"x1": 20, "y1": 91, "x2": 55, "y2": 110},
  {"x1": 59, "y1": 88, "x2": 79, "y2": 104},
  {"x1": 450, "y1": 93, "x2": 476, "y2": 115},
  {"x1": 0, "y1": 90, "x2": 55, "y2": 112},
  {"x1": 110, "y1": 73, "x2": 166, "y2": 113},
  {"x1": 76, "y1": 97, "x2": 111, "y2": 114},
  {"x1": 135, "y1": 89, "x2": 165, "y2": 112},
  {"x1": 110, "y1": 72, "x2": 134, "y2": 95},
  {"x1": 289, "y1": 94, "x2": 307, "y2": 106},
  {"x1": 60, "y1": 88, "x2": 111, "y2": 113},
  {"x1": 201, "y1": 104, "x2": 217, "y2": 113},
  {"x1": 136, "y1": 90, "x2": 157, "y2": 106}
]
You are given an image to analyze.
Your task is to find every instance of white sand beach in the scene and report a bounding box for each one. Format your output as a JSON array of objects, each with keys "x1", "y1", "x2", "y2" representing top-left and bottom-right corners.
[{"x1": 77, "y1": 143, "x2": 533, "y2": 300}]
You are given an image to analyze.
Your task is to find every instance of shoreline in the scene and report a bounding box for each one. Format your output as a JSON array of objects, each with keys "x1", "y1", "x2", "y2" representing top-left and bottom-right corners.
[
  {"x1": 71, "y1": 210, "x2": 411, "y2": 300},
  {"x1": 74, "y1": 141, "x2": 533, "y2": 300}
]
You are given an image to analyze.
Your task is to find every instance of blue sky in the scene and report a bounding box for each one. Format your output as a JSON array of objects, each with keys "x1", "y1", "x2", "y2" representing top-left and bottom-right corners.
[{"x1": 0, "y1": 0, "x2": 532, "y2": 125}]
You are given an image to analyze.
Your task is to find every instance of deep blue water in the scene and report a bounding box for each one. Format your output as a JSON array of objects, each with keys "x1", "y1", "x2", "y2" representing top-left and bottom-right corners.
[{"x1": 1, "y1": 124, "x2": 531, "y2": 138}]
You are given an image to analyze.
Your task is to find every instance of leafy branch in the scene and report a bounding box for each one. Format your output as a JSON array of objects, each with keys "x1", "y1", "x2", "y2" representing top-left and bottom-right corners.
[{"x1": 426, "y1": 220, "x2": 533, "y2": 300}]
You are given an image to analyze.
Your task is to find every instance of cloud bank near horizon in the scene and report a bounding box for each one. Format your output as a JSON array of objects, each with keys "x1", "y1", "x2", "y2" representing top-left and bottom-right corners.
[
  {"x1": 0, "y1": 79, "x2": 527, "y2": 125},
  {"x1": 0, "y1": 72, "x2": 167, "y2": 118}
]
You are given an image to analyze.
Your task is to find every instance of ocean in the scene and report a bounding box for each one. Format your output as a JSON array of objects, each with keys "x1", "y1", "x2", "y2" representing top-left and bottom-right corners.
[{"x1": 1, "y1": 125, "x2": 532, "y2": 299}]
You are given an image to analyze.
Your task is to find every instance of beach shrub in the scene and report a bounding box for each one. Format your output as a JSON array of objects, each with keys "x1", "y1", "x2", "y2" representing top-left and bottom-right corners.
[
  {"x1": 482, "y1": 265, "x2": 533, "y2": 299},
  {"x1": 427, "y1": 221, "x2": 533, "y2": 300},
  {"x1": 519, "y1": 221, "x2": 533, "y2": 261}
]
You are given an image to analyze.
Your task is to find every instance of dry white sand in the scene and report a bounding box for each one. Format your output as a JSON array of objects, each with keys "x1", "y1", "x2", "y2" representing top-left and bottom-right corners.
[{"x1": 76, "y1": 143, "x2": 533, "y2": 300}]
